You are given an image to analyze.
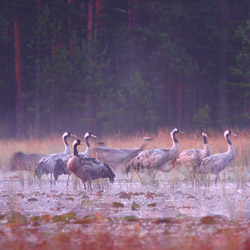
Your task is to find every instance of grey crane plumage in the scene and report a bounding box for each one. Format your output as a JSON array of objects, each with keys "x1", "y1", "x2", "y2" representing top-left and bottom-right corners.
[
  {"x1": 8, "y1": 152, "x2": 45, "y2": 172},
  {"x1": 125, "y1": 128, "x2": 181, "y2": 174},
  {"x1": 67, "y1": 139, "x2": 116, "y2": 191},
  {"x1": 176, "y1": 132, "x2": 210, "y2": 168},
  {"x1": 34, "y1": 132, "x2": 76, "y2": 183},
  {"x1": 197, "y1": 130, "x2": 236, "y2": 184},
  {"x1": 93, "y1": 137, "x2": 152, "y2": 174}
]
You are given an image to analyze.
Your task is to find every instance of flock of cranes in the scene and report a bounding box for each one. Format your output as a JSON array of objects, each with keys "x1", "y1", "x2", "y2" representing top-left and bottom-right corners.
[{"x1": 7, "y1": 128, "x2": 237, "y2": 190}]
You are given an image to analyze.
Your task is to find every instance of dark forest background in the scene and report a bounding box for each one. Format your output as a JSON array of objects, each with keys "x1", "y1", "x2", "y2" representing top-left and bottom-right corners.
[{"x1": 0, "y1": 0, "x2": 249, "y2": 138}]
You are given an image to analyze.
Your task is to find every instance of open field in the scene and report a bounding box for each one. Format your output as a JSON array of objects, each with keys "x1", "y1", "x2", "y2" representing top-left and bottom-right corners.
[
  {"x1": 0, "y1": 128, "x2": 250, "y2": 249},
  {"x1": 1, "y1": 128, "x2": 249, "y2": 184}
]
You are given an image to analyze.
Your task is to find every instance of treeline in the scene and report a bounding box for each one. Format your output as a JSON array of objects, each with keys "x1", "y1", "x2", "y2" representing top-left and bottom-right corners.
[{"x1": 0, "y1": 0, "x2": 249, "y2": 138}]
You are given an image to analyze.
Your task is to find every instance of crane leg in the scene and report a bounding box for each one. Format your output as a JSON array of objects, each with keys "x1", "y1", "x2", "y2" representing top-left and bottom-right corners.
[
  {"x1": 201, "y1": 174, "x2": 208, "y2": 187},
  {"x1": 215, "y1": 175, "x2": 218, "y2": 186},
  {"x1": 89, "y1": 181, "x2": 92, "y2": 193},
  {"x1": 50, "y1": 172, "x2": 53, "y2": 185},
  {"x1": 66, "y1": 174, "x2": 71, "y2": 186}
]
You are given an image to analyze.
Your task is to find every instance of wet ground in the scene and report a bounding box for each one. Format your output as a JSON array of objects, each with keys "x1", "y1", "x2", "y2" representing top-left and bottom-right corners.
[{"x1": 0, "y1": 171, "x2": 250, "y2": 249}]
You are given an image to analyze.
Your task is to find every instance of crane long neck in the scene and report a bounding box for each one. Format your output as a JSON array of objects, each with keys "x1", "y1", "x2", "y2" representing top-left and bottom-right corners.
[
  {"x1": 224, "y1": 134, "x2": 235, "y2": 164},
  {"x1": 170, "y1": 132, "x2": 179, "y2": 157},
  {"x1": 63, "y1": 136, "x2": 70, "y2": 154},
  {"x1": 85, "y1": 136, "x2": 90, "y2": 147},
  {"x1": 172, "y1": 132, "x2": 178, "y2": 144},
  {"x1": 226, "y1": 134, "x2": 232, "y2": 146},
  {"x1": 203, "y1": 136, "x2": 210, "y2": 156},
  {"x1": 225, "y1": 134, "x2": 234, "y2": 157},
  {"x1": 203, "y1": 136, "x2": 207, "y2": 144},
  {"x1": 170, "y1": 132, "x2": 179, "y2": 155},
  {"x1": 73, "y1": 144, "x2": 79, "y2": 156}
]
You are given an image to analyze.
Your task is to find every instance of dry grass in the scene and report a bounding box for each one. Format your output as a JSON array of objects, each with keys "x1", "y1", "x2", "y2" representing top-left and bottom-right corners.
[
  {"x1": 100, "y1": 128, "x2": 250, "y2": 172},
  {"x1": 100, "y1": 128, "x2": 250, "y2": 161},
  {"x1": 0, "y1": 128, "x2": 249, "y2": 183},
  {"x1": 0, "y1": 129, "x2": 249, "y2": 250}
]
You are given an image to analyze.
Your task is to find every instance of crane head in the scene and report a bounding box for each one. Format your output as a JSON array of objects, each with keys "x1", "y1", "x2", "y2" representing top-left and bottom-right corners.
[
  {"x1": 73, "y1": 139, "x2": 85, "y2": 147},
  {"x1": 224, "y1": 130, "x2": 237, "y2": 138},
  {"x1": 202, "y1": 132, "x2": 208, "y2": 138},
  {"x1": 171, "y1": 128, "x2": 183, "y2": 135},
  {"x1": 63, "y1": 132, "x2": 77, "y2": 138},
  {"x1": 84, "y1": 132, "x2": 98, "y2": 139}
]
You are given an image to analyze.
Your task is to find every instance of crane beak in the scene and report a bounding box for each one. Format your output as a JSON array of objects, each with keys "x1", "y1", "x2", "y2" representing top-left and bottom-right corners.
[
  {"x1": 71, "y1": 134, "x2": 77, "y2": 138},
  {"x1": 179, "y1": 130, "x2": 184, "y2": 134},
  {"x1": 91, "y1": 134, "x2": 98, "y2": 139},
  {"x1": 231, "y1": 132, "x2": 237, "y2": 136},
  {"x1": 143, "y1": 136, "x2": 153, "y2": 141}
]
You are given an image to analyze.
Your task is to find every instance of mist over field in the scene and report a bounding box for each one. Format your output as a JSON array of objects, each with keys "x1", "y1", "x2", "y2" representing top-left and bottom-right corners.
[
  {"x1": 0, "y1": 128, "x2": 250, "y2": 249},
  {"x1": 0, "y1": 1, "x2": 249, "y2": 249}
]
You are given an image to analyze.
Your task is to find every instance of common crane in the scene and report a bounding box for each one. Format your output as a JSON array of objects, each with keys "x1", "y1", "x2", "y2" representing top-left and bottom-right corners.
[
  {"x1": 34, "y1": 132, "x2": 76, "y2": 183},
  {"x1": 197, "y1": 130, "x2": 236, "y2": 185},
  {"x1": 125, "y1": 128, "x2": 181, "y2": 174},
  {"x1": 67, "y1": 139, "x2": 116, "y2": 191},
  {"x1": 94, "y1": 136, "x2": 152, "y2": 174},
  {"x1": 176, "y1": 132, "x2": 210, "y2": 169},
  {"x1": 8, "y1": 152, "x2": 45, "y2": 172}
]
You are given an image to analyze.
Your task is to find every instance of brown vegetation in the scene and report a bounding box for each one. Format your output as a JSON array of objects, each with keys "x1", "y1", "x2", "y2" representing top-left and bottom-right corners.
[{"x1": 1, "y1": 128, "x2": 249, "y2": 173}]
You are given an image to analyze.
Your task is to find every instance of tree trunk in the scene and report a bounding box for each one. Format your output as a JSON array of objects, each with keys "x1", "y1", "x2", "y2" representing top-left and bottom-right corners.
[
  {"x1": 165, "y1": 60, "x2": 172, "y2": 126},
  {"x1": 34, "y1": 0, "x2": 41, "y2": 137},
  {"x1": 14, "y1": 6, "x2": 23, "y2": 139},
  {"x1": 85, "y1": 0, "x2": 94, "y2": 130},
  {"x1": 95, "y1": 0, "x2": 102, "y2": 34},
  {"x1": 52, "y1": 22, "x2": 56, "y2": 59},
  {"x1": 219, "y1": 0, "x2": 228, "y2": 123},
  {"x1": 177, "y1": 24, "x2": 182, "y2": 127},
  {"x1": 87, "y1": 0, "x2": 94, "y2": 45},
  {"x1": 67, "y1": 0, "x2": 74, "y2": 58},
  {"x1": 177, "y1": 72, "x2": 182, "y2": 127},
  {"x1": 128, "y1": 0, "x2": 139, "y2": 78}
]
